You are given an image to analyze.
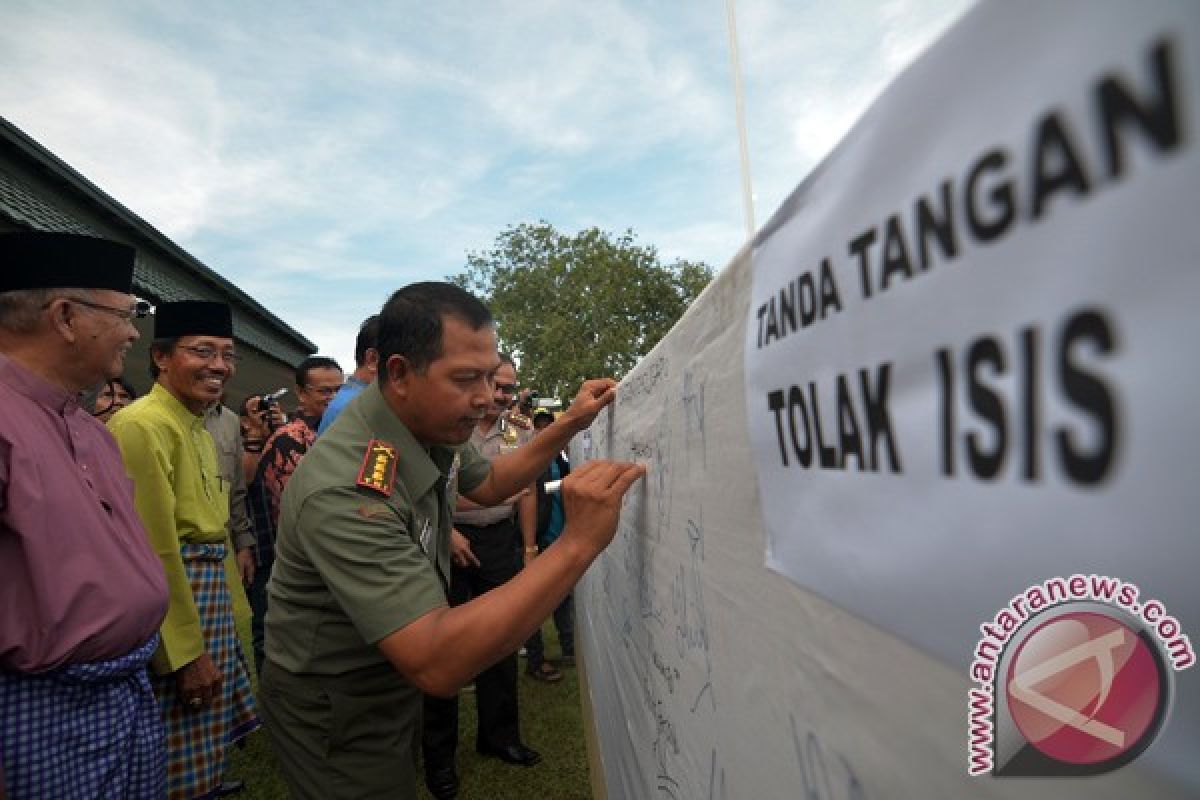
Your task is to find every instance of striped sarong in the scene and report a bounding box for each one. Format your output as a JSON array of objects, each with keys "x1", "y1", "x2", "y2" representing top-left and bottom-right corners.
[
  {"x1": 0, "y1": 634, "x2": 166, "y2": 799},
  {"x1": 152, "y1": 543, "x2": 259, "y2": 800}
]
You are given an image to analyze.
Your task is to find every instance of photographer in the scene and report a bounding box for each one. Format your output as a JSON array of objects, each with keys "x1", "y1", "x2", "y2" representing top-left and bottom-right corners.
[
  {"x1": 246, "y1": 358, "x2": 343, "y2": 675},
  {"x1": 239, "y1": 392, "x2": 287, "y2": 482},
  {"x1": 240, "y1": 390, "x2": 288, "y2": 683}
]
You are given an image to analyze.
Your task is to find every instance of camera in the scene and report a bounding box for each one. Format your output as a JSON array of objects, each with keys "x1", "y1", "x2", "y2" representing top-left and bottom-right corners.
[
  {"x1": 257, "y1": 388, "x2": 289, "y2": 430},
  {"x1": 258, "y1": 387, "x2": 288, "y2": 409}
]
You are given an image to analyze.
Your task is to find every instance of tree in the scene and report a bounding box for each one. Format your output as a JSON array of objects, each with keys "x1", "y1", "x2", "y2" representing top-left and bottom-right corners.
[{"x1": 450, "y1": 222, "x2": 713, "y2": 400}]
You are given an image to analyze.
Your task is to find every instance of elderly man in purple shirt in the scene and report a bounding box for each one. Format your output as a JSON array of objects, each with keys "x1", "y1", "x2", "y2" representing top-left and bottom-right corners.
[{"x1": 0, "y1": 232, "x2": 170, "y2": 799}]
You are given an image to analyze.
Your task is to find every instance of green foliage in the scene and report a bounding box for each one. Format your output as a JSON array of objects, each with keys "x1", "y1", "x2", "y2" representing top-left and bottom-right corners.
[{"x1": 451, "y1": 222, "x2": 713, "y2": 399}]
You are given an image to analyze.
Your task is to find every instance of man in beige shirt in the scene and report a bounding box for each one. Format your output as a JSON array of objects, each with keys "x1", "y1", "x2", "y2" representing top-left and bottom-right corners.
[
  {"x1": 422, "y1": 353, "x2": 539, "y2": 799},
  {"x1": 205, "y1": 400, "x2": 256, "y2": 584}
]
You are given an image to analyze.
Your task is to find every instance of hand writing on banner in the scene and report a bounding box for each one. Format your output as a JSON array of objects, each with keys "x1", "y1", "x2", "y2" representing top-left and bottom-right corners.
[
  {"x1": 682, "y1": 370, "x2": 707, "y2": 467},
  {"x1": 791, "y1": 716, "x2": 869, "y2": 800}
]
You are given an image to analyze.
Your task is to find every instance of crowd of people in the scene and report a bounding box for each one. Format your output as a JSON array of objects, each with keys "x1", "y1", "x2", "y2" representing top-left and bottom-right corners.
[{"x1": 0, "y1": 231, "x2": 645, "y2": 800}]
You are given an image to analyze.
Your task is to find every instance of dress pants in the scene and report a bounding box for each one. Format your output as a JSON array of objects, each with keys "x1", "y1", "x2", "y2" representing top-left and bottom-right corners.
[
  {"x1": 422, "y1": 518, "x2": 521, "y2": 769},
  {"x1": 525, "y1": 590, "x2": 574, "y2": 668},
  {"x1": 261, "y1": 660, "x2": 420, "y2": 800},
  {"x1": 247, "y1": 557, "x2": 273, "y2": 677}
]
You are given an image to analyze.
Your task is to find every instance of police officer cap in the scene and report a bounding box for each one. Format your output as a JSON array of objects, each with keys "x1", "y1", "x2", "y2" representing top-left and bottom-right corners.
[
  {"x1": 0, "y1": 231, "x2": 136, "y2": 293},
  {"x1": 155, "y1": 301, "x2": 233, "y2": 339}
]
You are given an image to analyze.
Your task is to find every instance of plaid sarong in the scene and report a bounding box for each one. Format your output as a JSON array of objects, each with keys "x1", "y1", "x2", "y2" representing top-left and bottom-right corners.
[
  {"x1": 0, "y1": 634, "x2": 166, "y2": 799},
  {"x1": 152, "y1": 543, "x2": 259, "y2": 800}
]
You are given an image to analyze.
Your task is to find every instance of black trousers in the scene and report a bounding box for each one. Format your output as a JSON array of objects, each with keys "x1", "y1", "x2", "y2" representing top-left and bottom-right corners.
[{"x1": 422, "y1": 518, "x2": 521, "y2": 768}]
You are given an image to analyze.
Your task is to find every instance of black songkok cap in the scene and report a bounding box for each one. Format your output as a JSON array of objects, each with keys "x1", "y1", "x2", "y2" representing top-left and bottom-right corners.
[
  {"x1": 0, "y1": 231, "x2": 136, "y2": 293},
  {"x1": 155, "y1": 301, "x2": 233, "y2": 339}
]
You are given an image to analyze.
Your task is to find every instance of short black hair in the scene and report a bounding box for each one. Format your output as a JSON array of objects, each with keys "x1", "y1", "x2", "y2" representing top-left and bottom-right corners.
[
  {"x1": 88, "y1": 376, "x2": 138, "y2": 414},
  {"x1": 295, "y1": 355, "x2": 342, "y2": 387},
  {"x1": 354, "y1": 314, "x2": 381, "y2": 367},
  {"x1": 377, "y1": 282, "x2": 492, "y2": 376}
]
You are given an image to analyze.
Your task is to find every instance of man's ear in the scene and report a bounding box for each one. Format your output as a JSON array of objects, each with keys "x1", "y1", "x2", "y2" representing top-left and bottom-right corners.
[
  {"x1": 365, "y1": 347, "x2": 380, "y2": 372},
  {"x1": 385, "y1": 354, "x2": 411, "y2": 398},
  {"x1": 46, "y1": 297, "x2": 78, "y2": 344},
  {"x1": 150, "y1": 346, "x2": 172, "y2": 377}
]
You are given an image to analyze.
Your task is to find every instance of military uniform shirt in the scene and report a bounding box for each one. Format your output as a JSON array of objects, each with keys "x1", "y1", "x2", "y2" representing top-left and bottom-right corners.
[
  {"x1": 265, "y1": 382, "x2": 490, "y2": 675},
  {"x1": 453, "y1": 412, "x2": 532, "y2": 527}
]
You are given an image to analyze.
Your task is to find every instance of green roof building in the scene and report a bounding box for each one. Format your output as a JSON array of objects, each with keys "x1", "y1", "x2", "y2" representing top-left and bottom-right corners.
[{"x1": 0, "y1": 115, "x2": 315, "y2": 408}]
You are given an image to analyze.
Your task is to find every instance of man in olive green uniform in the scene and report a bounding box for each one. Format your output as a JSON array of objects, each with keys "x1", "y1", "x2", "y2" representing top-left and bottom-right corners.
[{"x1": 259, "y1": 282, "x2": 644, "y2": 800}]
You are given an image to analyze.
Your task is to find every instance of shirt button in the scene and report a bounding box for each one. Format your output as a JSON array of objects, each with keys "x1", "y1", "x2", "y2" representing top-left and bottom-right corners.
[{"x1": 81, "y1": 465, "x2": 88, "y2": 471}]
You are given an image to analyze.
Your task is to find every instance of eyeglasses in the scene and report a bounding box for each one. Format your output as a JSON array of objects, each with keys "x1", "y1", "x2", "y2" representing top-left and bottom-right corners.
[
  {"x1": 178, "y1": 345, "x2": 241, "y2": 364},
  {"x1": 305, "y1": 385, "x2": 341, "y2": 397},
  {"x1": 47, "y1": 296, "x2": 155, "y2": 322},
  {"x1": 495, "y1": 382, "x2": 518, "y2": 394}
]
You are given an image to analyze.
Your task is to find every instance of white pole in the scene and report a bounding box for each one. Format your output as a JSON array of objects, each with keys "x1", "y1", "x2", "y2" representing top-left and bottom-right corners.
[{"x1": 725, "y1": 0, "x2": 755, "y2": 240}]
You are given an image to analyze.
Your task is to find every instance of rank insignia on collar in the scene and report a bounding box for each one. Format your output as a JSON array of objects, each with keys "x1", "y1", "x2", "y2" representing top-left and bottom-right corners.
[
  {"x1": 357, "y1": 439, "x2": 398, "y2": 495},
  {"x1": 501, "y1": 419, "x2": 520, "y2": 446}
]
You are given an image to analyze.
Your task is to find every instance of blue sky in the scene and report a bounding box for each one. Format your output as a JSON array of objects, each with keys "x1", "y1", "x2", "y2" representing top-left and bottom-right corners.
[{"x1": 1, "y1": 0, "x2": 970, "y2": 369}]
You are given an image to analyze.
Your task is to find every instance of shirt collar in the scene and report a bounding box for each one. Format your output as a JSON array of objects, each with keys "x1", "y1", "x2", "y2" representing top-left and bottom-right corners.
[
  {"x1": 479, "y1": 414, "x2": 506, "y2": 441},
  {"x1": 0, "y1": 352, "x2": 81, "y2": 414},
  {"x1": 149, "y1": 382, "x2": 205, "y2": 428},
  {"x1": 357, "y1": 381, "x2": 454, "y2": 500}
]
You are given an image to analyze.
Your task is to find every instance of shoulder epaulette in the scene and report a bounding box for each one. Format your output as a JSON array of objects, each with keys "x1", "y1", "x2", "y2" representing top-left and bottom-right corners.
[{"x1": 356, "y1": 439, "x2": 398, "y2": 495}]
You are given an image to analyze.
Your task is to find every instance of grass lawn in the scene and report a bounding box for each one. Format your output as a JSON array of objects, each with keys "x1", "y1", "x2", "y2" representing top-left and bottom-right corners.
[{"x1": 227, "y1": 601, "x2": 591, "y2": 799}]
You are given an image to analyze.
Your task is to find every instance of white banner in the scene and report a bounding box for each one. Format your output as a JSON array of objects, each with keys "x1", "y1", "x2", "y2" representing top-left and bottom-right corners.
[{"x1": 745, "y1": 0, "x2": 1198, "y2": 775}]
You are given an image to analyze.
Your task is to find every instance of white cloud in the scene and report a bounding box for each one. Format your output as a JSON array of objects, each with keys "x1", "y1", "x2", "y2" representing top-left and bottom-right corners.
[
  {"x1": 419, "y1": 1, "x2": 729, "y2": 161},
  {"x1": 879, "y1": 0, "x2": 972, "y2": 74},
  {"x1": 724, "y1": 0, "x2": 971, "y2": 225},
  {"x1": 652, "y1": 219, "x2": 749, "y2": 271},
  {"x1": 0, "y1": 0, "x2": 973, "y2": 352}
]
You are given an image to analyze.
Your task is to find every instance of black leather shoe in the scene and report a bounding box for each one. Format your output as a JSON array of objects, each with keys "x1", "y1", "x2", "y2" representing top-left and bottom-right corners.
[
  {"x1": 477, "y1": 742, "x2": 542, "y2": 767},
  {"x1": 216, "y1": 779, "x2": 245, "y2": 796},
  {"x1": 425, "y1": 765, "x2": 459, "y2": 800}
]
